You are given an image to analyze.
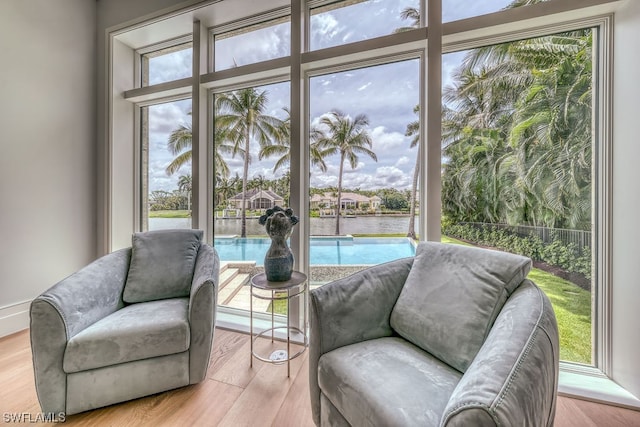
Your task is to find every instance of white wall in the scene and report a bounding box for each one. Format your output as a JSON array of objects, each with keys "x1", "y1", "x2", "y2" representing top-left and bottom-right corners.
[
  {"x1": 0, "y1": 0, "x2": 97, "y2": 335},
  {"x1": 611, "y1": 0, "x2": 640, "y2": 400}
]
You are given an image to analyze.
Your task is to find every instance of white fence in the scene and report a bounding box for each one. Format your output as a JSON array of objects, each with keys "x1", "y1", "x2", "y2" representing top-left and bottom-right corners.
[{"x1": 462, "y1": 222, "x2": 592, "y2": 251}]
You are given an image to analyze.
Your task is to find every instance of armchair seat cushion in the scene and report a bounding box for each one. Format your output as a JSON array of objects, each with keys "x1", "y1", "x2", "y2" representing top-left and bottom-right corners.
[
  {"x1": 63, "y1": 298, "x2": 190, "y2": 373},
  {"x1": 318, "y1": 337, "x2": 462, "y2": 426}
]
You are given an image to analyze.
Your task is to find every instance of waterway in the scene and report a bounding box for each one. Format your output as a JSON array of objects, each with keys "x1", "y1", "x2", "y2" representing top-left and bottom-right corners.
[{"x1": 149, "y1": 215, "x2": 415, "y2": 236}]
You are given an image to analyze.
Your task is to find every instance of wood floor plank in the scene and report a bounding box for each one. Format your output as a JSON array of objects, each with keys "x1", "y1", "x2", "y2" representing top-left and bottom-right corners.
[
  {"x1": 0, "y1": 329, "x2": 30, "y2": 365},
  {"x1": 560, "y1": 396, "x2": 640, "y2": 427},
  {"x1": 217, "y1": 340, "x2": 307, "y2": 427},
  {"x1": 555, "y1": 396, "x2": 598, "y2": 427},
  {"x1": 207, "y1": 328, "x2": 250, "y2": 378},
  {"x1": 142, "y1": 379, "x2": 244, "y2": 427},
  {"x1": 209, "y1": 336, "x2": 264, "y2": 389},
  {"x1": 272, "y1": 356, "x2": 315, "y2": 427},
  {"x1": 62, "y1": 379, "x2": 241, "y2": 426}
]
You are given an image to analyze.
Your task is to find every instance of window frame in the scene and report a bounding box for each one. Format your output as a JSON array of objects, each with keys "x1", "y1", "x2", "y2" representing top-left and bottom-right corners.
[
  {"x1": 105, "y1": 0, "x2": 622, "y2": 403},
  {"x1": 136, "y1": 35, "x2": 193, "y2": 88},
  {"x1": 443, "y1": 19, "x2": 612, "y2": 374},
  {"x1": 136, "y1": 94, "x2": 193, "y2": 233}
]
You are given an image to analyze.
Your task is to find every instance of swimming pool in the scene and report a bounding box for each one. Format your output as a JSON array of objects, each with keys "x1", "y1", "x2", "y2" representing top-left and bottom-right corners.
[{"x1": 214, "y1": 236, "x2": 416, "y2": 265}]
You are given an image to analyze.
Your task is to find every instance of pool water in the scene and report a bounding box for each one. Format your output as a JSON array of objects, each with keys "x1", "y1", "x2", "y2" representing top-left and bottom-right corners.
[{"x1": 214, "y1": 237, "x2": 416, "y2": 265}]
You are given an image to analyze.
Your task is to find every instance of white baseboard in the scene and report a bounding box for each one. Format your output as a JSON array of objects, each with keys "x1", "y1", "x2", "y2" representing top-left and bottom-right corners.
[{"x1": 0, "y1": 300, "x2": 30, "y2": 338}]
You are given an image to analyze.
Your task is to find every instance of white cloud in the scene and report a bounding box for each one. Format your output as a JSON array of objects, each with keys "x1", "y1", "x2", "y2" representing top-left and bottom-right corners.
[
  {"x1": 215, "y1": 22, "x2": 290, "y2": 70},
  {"x1": 357, "y1": 82, "x2": 372, "y2": 91},
  {"x1": 373, "y1": 166, "x2": 411, "y2": 188},
  {"x1": 148, "y1": 49, "x2": 192, "y2": 85},
  {"x1": 370, "y1": 126, "x2": 406, "y2": 151},
  {"x1": 443, "y1": 0, "x2": 513, "y2": 22},
  {"x1": 342, "y1": 173, "x2": 374, "y2": 189},
  {"x1": 311, "y1": 173, "x2": 338, "y2": 188},
  {"x1": 311, "y1": 13, "x2": 342, "y2": 43},
  {"x1": 341, "y1": 30, "x2": 355, "y2": 43},
  {"x1": 148, "y1": 101, "x2": 191, "y2": 135},
  {"x1": 395, "y1": 156, "x2": 410, "y2": 167}
]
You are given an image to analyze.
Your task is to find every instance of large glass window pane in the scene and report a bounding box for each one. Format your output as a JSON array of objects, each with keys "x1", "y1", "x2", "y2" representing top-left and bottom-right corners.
[
  {"x1": 214, "y1": 17, "x2": 290, "y2": 72},
  {"x1": 141, "y1": 42, "x2": 192, "y2": 87},
  {"x1": 309, "y1": 59, "x2": 420, "y2": 285},
  {"x1": 141, "y1": 99, "x2": 193, "y2": 231},
  {"x1": 310, "y1": 0, "x2": 420, "y2": 51},
  {"x1": 441, "y1": 29, "x2": 595, "y2": 365},
  {"x1": 443, "y1": 0, "x2": 550, "y2": 23},
  {"x1": 212, "y1": 82, "x2": 291, "y2": 312}
]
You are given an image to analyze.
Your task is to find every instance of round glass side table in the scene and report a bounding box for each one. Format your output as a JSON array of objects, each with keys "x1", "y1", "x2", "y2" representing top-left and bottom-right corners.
[{"x1": 249, "y1": 271, "x2": 308, "y2": 377}]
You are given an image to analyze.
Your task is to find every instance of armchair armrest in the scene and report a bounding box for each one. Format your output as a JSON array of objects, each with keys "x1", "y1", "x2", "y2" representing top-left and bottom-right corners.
[
  {"x1": 30, "y1": 248, "x2": 131, "y2": 414},
  {"x1": 188, "y1": 243, "x2": 219, "y2": 383},
  {"x1": 440, "y1": 280, "x2": 559, "y2": 427},
  {"x1": 309, "y1": 257, "x2": 413, "y2": 425}
]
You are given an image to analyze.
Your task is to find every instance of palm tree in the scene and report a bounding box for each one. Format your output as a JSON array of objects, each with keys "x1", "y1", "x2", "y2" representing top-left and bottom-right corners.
[
  {"x1": 404, "y1": 106, "x2": 420, "y2": 240},
  {"x1": 165, "y1": 123, "x2": 193, "y2": 176},
  {"x1": 248, "y1": 174, "x2": 268, "y2": 209},
  {"x1": 248, "y1": 174, "x2": 267, "y2": 192},
  {"x1": 215, "y1": 88, "x2": 286, "y2": 237},
  {"x1": 507, "y1": 33, "x2": 593, "y2": 228},
  {"x1": 215, "y1": 176, "x2": 237, "y2": 208},
  {"x1": 442, "y1": 31, "x2": 593, "y2": 230},
  {"x1": 274, "y1": 172, "x2": 291, "y2": 205},
  {"x1": 258, "y1": 108, "x2": 330, "y2": 174},
  {"x1": 165, "y1": 121, "x2": 235, "y2": 178},
  {"x1": 177, "y1": 174, "x2": 192, "y2": 212},
  {"x1": 441, "y1": 60, "x2": 520, "y2": 225},
  {"x1": 314, "y1": 111, "x2": 377, "y2": 235},
  {"x1": 394, "y1": 7, "x2": 420, "y2": 33}
]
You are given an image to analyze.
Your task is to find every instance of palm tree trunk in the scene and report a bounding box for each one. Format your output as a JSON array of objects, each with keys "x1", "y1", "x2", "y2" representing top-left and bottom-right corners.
[
  {"x1": 335, "y1": 154, "x2": 345, "y2": 236},
  {"x1": 241, "y1": 128, "x2": 251, "y2": 238},
  {"x1": 407, "y1": 145, "x2": 420, "y2": 239}
]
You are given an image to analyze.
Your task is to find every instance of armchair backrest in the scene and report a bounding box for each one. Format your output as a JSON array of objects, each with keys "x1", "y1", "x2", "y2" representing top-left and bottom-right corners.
[
  {"x1": 123, "y1": 229, "x2": 203, "y2": 303},
  {"x1": 390, "y1": 242, "x2": 532, "y2": 372}
]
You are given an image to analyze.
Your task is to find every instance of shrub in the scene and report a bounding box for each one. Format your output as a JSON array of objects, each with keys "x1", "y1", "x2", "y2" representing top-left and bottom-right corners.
[{"x1": 443, "y1": 223, "x2": 591, "y2": 280}]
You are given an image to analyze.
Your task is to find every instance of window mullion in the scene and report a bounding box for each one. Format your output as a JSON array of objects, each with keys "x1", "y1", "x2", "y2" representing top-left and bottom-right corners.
[
  {"x1": 425, "y1": 0, "x2": 442, "y2": 242},
  {"x1": 290, "y1": 0, "x2": 306, "y2": 329},
  {"x1": 192, "y1": 20, "x2": 211, "y2": 241}
]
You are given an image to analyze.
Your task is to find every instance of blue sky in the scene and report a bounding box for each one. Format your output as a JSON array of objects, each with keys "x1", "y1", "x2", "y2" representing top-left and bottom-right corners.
[{"x1": 147, "y1": 0, "x2": 514, "y2": 194}]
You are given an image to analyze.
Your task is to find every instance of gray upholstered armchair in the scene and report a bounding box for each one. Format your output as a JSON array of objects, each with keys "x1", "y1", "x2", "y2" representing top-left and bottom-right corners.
[
  {"x1": 30, "y1": 229, "x2": 219, "y2": 415},
  {"x1": 309, "y1": 242, "x2": 559, "y2": 427}
]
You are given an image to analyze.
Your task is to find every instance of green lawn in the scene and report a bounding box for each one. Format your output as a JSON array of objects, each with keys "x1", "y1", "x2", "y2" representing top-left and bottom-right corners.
[
  {"x1": 268, "y1": 235, "x2": 592, "y2": 364},
  {"x1": 148, "y1": 210, "x2": 191, "y2": 218}
]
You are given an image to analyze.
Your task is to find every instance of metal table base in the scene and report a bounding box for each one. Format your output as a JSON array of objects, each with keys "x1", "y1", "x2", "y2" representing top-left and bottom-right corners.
[{"x1": 250, "y1": 271, "x2": 308, "y2": 377}]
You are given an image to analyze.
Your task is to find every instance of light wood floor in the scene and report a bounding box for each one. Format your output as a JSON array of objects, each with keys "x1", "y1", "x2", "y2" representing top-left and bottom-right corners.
[{"x1": 1, "y1": 328, "x2": 639, "y2": 426}]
